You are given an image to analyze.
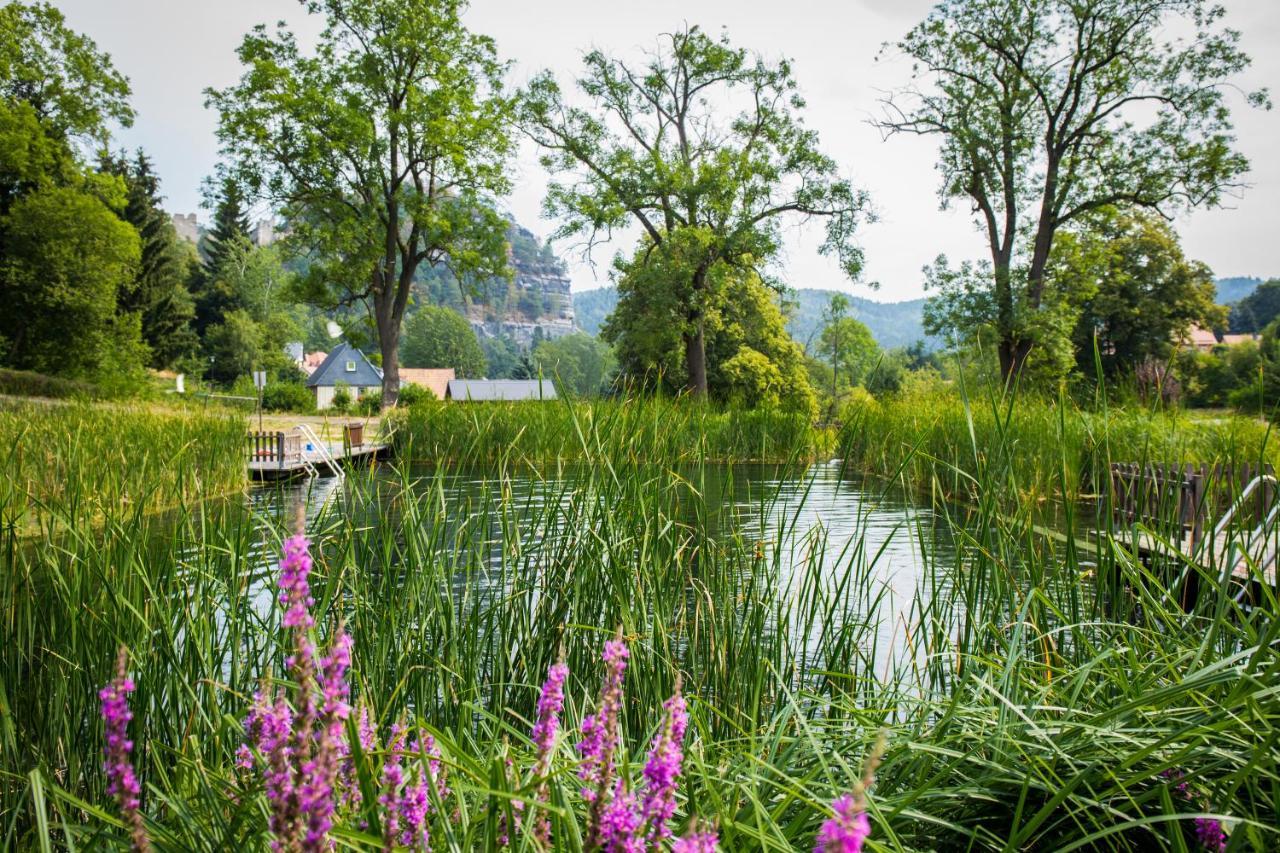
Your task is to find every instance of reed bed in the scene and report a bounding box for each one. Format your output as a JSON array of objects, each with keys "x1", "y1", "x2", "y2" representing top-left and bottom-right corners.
[
  {"x1": 839, "y1": 385, "x2": 1278, "y2": 504},
  {"x1": 0, "y1": 400, "x2": 1276, "y2": 850},
  {"x1": 0, "y1": 401, "x2": 246, "y2": 533},
  {"x1": 387, "y1": 396, "x2": 836, "y2": 465}
]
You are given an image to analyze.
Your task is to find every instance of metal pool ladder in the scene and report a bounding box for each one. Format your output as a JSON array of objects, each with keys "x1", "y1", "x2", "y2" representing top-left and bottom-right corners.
[{"x1": 295, "y1": 423, "x2": 344, "y2": 480}]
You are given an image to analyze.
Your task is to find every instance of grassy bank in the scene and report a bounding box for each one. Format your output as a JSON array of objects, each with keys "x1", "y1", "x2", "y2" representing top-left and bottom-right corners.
[
  {"x1": 2, "y1": 400, "x2": 1276, "y2": 850},
  {"x1": 388, "y1": 396, "x2": 835, "y2": 464},
  {"x1": 839, "y1": 384, "x2": 1278, "y2": 503},
  {"x1": 0, "y1": 401, "x2": 246, "y2": 532}
]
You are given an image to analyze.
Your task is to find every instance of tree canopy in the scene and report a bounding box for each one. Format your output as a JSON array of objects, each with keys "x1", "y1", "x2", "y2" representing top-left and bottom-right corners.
[
  {"x1": 207, "y1": 0, "x2": 515, "y2": 407},
  {"x1": 1051, "y1": 208, "x2": 1225, "y2": 378},
  {"x1": 400, "y1": 305, "x2": 486, "y2": 378},
  {"x1": 522, "y1": 25, "x2": 868, "y2": 396},
  {"x1": 883, "y1": 0, "x2": 1266, "y2": 381}
]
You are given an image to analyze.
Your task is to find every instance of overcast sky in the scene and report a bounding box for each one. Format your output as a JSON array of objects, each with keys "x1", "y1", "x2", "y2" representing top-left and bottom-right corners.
[{"x1": 55, "y1": 0, "x2": 1280, "y2": 301}]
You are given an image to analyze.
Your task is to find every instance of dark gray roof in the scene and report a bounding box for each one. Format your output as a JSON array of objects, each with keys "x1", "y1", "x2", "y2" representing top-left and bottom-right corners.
[
  {"x1": 446, "y1": 379, "x2": 558, "y2": 401},
  {"x1": 306, "y1": 343, "x2": 383, "y2": 388}
]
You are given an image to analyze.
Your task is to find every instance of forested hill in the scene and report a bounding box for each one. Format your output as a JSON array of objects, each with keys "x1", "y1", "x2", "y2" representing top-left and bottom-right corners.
[
  {"x1": 572, "y1": 286, "x2": 932, "y2": 351},
  {"x1": 1216, "y1": 276, "x2": 1263, "y2": 304}
]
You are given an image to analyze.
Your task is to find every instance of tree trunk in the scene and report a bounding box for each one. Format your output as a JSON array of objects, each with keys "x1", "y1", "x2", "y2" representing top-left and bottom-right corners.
[
  {"x1": 684, "y1": 323, "x2": 708, "y2": 397},
  {"x1": 379, "y1": 315, "x2": 400, "y2": 410}
]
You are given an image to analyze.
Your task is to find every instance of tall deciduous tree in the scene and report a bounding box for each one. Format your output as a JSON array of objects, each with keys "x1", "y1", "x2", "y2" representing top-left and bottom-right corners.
[
  {"x1": 522, "y1": 26, "x2": 868, "y2": 397},
  {"x1": 207, "y1": 0, "x2": 514, "y2": 408},
  {"x1": 400, "y1": 305, "x2": 486, "y2": 379},
  {"x1": 881, "y1": 0, "x2": 1266, "y2": 382}
]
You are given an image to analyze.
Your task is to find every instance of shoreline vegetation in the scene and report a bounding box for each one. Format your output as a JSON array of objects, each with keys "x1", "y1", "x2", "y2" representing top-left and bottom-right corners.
[
  {"x1": 0, "y1": 400, "x2": 246, "y2": 534},
  {"x1": 2, "y1": 389, "x2": 1275, "y2": 849}
]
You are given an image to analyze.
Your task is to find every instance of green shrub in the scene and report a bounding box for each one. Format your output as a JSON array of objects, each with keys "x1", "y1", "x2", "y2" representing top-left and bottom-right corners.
[
  {"x1": 0, "y1": 367, "x2": 106, "y2": 400},
  {"x1": 262, "y1": 382, "x2": 315, "y2": 413},
  {"x1": 330, "y1": 384, "x2": 352, "y2": 413},
  {"x1": 357, "y1": 391, "x2": 381, "y2": 415},
  {"x1": 396, "y1": 382, "x2": 435, "y2": 406}
]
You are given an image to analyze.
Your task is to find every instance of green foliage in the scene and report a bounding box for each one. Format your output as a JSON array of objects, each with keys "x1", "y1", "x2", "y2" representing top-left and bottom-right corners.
[
  {"x1": 100, "y1": 150, "x2": 198, "y2": 367},
  {"x1": 0, "y1": 367, "x2": 104, "y2": 400},
  {"x1": 330, "y1": 384, "x2": 352, "y2": 414},
  {"x1": 605, "y1": 242, "x2": 818, "y2": 416},
  {"x1": 396, "y1": 382, "x2": 435, "y2": 406},
  {"x1": 532, "y1": 333, "x2": 615, "y2": 396},
  {"x1": 522, "y1": 25, "x2": 868, "y2": 393},
  {"x1": 400, "y1": 305, "x2": 486, "y2": 378},
  {"x1": 1053, "y1": 208, "x2": 1225, "y2": 377},
  {"x1": 480, "y1": 333, "x2": 522, "y2": 379},
  {"x1": 202, "y1": 309, "x2": 260, "y2": 386},
  {"x1": 390, "y1": 396, "x2": 832, "y2": 464},
  {"x1": 0, "y1": 400, "x2": 244, "y2": 530},
  {"x1": 207, "y1": 0, "x2": 515, "y2": 406},
  {"x1": 818, "y1": 305, "x2": 880, "y2": 390},
  {"x1": 886, "y1": 0, "x2": 1265, "y2": 380},
  {"x1": 0, "y1": 183, "x2": 144, "y2": 381},
  {"x1": 0, "y1": 2, "x2": 133, "y2": 144},
  {"x1": 261, "y1": 380, "x2": 315, "y2": 413}
]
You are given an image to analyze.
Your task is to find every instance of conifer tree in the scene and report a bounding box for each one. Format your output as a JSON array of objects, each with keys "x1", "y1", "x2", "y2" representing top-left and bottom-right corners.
[{"x1": 101, "y1": 150, "x2": 197, "y2": 367}]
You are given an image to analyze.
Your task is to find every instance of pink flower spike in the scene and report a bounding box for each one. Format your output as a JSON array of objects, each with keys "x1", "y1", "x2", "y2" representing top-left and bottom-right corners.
[
  {"x1": 673, "y1": 826, "x2": 720, "y2": 852},
  {"x1": 640, "y1": 686, "x2": 687, "y2": 841},
  {"x1": 814, "y1": 793, "x2": 871, "y2": 853},
  {"x1": 100, "y1": 647, "x2": 150, "y2": 852}
]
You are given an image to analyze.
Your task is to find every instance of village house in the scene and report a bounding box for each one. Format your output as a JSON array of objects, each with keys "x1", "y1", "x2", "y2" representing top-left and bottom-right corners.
[
  {"x1": 306, "y1": 343, "x2": 383, "y2": 409},
  {"x1": 397, "y1": 368, "x2": 456, "y2": 401}
]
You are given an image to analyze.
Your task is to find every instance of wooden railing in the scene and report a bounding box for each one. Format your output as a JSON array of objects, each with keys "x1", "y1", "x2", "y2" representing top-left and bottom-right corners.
[
  {"x1": 248, "y1": 431, "x2": 303, "y2": 469},
  {"x1": 1107, "y1": 462, "x2": 1275, "y2": 553}
]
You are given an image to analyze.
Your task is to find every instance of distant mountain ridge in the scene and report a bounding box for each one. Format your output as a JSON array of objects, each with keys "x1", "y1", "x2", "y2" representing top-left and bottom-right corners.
[
  {"x1": 572, "y1": 286, "x2": 933, "y2": 351},
  {"x1": 573, "y1": 276, "x2": 1272, "y2": 352}
]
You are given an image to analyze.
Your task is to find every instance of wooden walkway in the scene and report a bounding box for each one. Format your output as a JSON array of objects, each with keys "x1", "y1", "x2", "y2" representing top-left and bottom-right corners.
[
  {"x1": 1102, "y1": 462, "x2": 1278, "y2": 599},
  {"x1": 248, "y1": 429, "x2": 392, "y2": 481}
]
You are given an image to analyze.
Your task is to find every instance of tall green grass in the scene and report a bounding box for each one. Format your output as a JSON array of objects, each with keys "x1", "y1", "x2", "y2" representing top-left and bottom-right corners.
[
  {"x1": 839, "y1": 384, "x2": 1278, "y2": 503},
  {"x1": 1, "y1": 396, "x2": 1276, "y2": 850},
  {"x1": 0, "y1": 401, "x2": 246, "y2": 532},
  {"x1": 388, "y1": 395, "x2": 835, "y2": 465}
]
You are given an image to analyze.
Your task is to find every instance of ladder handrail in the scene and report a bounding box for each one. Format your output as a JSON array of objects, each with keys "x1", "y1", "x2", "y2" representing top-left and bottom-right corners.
[
  {"x1": 1208, "y1": 473, "x2": 1278, "y2": 544},
  {"x1": 295, "y1": 423, "x2": 345, "y2": 479}
]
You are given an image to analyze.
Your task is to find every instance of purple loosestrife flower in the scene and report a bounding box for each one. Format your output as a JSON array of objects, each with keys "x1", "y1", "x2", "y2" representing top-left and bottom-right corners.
[
  {"x1": 245, "y1": 687, "x2": 301, "y2": 850},
  {"x1": 280, "y1": 534, "x2": 315, "y2": 630},
  {"x1": 640, "y1": 685, "x2": 687, "y2": 842},
  {"x1": 298, "y1": 630, "x2": 353, "y2": 851},
  {"x1": 529, "y1": 660, "x2": 569, "y2": 848},
  {"x1": 1194, "y1": 817, "x2": 1227, "y2": 852},
  {"x1": 599, "y1": 782, "x2": 643, "y2": 853},
  {"x1": 379, "y1": 724, "x2": 408, "y2": 848},
  {"x1": 815, "y1": 794, "x2": 871, "y2": 853},
  {"x1": 100, "y1": 647, "x2": 150, "y2": 852},
  {"x1": 533, "y1": 662, "x2": 569, "y2": 776},
  {"x1": 672, "y1": 826, "x2": 719, "y2": 852},
  {"x1": 580, "y1": 637, "x2": 629, "y2": 848}
]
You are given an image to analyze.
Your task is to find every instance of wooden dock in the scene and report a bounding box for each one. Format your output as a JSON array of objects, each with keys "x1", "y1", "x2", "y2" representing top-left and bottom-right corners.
[
  {"x1": 1102, "y1": 462, "x2": 1278, "y2": 603},
  {"x1": 248, "y1": 429, "x2": 392, "y2": 481}
]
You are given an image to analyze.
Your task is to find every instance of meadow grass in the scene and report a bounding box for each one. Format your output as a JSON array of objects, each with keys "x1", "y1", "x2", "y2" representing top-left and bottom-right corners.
[
  {"x1": 0, "y1": 401, "x2": 246, "y2": 533},
  {"x1": 0, "y1": 396, "x2": 1276, "y2": 850}
]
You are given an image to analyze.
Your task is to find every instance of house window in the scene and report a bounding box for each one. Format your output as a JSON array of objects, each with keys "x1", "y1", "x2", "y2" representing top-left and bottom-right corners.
[{"x1": 345, "y1": 360, "x2": 356, "y2": 372}]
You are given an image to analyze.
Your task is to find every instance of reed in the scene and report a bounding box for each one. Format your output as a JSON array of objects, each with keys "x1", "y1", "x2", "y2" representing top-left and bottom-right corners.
[
  {"x1": 838, "y1": 384, "x2": 1278, "y2": 504},
  {"x1": 1, "y1": 395, "x2": 1276, "y2": 850},
  {"x1": 386, "y1": 395, "x2": 836, "y2": 465},
  {"x1": 0, "y1": 400, "x2": 246, "y2": 533}
]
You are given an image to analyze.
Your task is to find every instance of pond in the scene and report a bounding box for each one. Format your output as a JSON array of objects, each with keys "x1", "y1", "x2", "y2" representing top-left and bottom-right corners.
[{"x1": 246, "y1": 460, "x2": 963, "y2": 673}]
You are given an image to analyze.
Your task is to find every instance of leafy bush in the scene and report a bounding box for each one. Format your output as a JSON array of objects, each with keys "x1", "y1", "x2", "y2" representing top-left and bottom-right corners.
[
  {"x1": 396, "y1": 382, "x2": 435, "y2": 406},
  {"x1": 262, "y1": 382, "x2": 315, "y2": 413},
  {"x1": 0, "y1": 367, "x2": 106, "y2": 400},
  {"x1": 357, "y1": 391, "x2": 381, "y2": 415},
  {"x1": 330, "y1": 384, "x2": 352, "y2": 413}
]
